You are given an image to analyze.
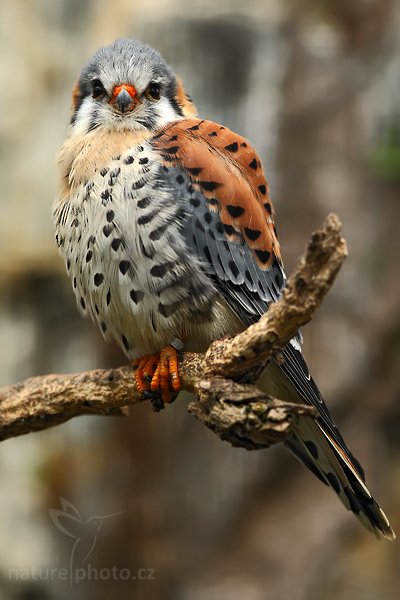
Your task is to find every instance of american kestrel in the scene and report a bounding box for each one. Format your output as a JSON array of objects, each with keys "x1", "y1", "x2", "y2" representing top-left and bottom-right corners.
[{"x1": 53, "y1": 39, "x2": 394, "y2": 539}]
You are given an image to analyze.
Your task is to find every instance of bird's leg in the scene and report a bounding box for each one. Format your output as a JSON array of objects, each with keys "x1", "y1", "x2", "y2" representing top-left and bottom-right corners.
[
  {"x1": 134, "y1": 340, "x2": 183, "y2": 411},
  {"x1": 151, "y1": 345, "x2": 181, "y2": 399},
  {"x1": 134, "y1": 354, "x2": 160, "y2": 393}
]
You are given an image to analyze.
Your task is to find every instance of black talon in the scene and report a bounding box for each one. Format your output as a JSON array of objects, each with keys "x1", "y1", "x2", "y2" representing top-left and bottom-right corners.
[{"x1": 143, "y1": 390, "x2": 165, "y2": 412}]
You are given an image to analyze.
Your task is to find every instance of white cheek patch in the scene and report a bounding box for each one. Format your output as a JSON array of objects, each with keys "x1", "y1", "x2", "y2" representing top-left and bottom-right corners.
[
  {"x1": 72, "y1": 96, "x2": 95, "y2": 136},
  {"x1": 154, "y1": 97, "x2": 182, "y2": 127}
]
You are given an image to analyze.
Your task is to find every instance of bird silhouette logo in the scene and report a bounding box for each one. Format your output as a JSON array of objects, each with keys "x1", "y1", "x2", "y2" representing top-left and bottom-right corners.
[{"x1": 49, "y1": 497, "x2": 123, "y2": 584}]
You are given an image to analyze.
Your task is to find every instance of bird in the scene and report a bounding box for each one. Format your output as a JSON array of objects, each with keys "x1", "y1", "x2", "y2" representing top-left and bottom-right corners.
[{"x1": 53, "y1": 38, "x2": 395, "y2": 540}]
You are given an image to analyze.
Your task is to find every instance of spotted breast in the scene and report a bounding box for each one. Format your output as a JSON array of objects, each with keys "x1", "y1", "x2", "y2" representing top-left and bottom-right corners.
[{"x1": 54, "y1": 125, "x2": 245, "y2": 358}]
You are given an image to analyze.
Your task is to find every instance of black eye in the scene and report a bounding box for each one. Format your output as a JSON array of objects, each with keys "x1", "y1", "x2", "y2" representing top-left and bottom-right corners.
[
  {"x1": 92, "y1": 79, "x2": 105, "y2": 99},
  {"x1": 146, "y1": 82, "x2": 161, "y2": 101}
]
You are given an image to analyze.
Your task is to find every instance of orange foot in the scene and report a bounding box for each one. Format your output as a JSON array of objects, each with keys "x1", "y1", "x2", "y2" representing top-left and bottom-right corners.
[{"x1": 134, "y1": 346, "x2": 182, "y2": 410}]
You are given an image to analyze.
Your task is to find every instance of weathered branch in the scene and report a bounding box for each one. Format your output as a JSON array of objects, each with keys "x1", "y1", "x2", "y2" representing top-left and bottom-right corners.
[{"x1": 0, "y1": 214, "x2": 347, "y2": 446}]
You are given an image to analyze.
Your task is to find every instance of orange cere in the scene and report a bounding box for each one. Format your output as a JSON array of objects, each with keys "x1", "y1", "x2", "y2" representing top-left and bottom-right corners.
[{"x1": 112, "y1": 84, "x2": 137, "y2": 99}]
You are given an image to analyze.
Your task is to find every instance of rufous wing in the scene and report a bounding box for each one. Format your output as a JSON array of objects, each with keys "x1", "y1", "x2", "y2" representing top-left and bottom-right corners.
[{"x1": 152, "y1": 118, "x2": 282, "y2": 270}]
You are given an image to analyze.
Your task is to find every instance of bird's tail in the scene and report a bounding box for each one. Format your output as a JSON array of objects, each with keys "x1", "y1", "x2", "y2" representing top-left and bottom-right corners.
[{"x1": 285, "y1": 417, "x2": 395, "y2": 540}]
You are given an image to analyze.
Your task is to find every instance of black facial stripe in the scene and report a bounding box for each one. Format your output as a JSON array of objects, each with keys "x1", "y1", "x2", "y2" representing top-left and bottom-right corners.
[
  {"x1": 70, "y1": 72, "x2": 99, "y2": 125},
  {"x1": 168, "y1": 95, "x2": 184, "y2": 117},
  {"x1": 166, "y1": 80, "x2": 184, "y2": 117},
  {"x1": 87, "y1": 107, "x2": 100, "y2": 132},
  {"x1": 70, "y1": 92, "x2": 85, "y2": 125}
]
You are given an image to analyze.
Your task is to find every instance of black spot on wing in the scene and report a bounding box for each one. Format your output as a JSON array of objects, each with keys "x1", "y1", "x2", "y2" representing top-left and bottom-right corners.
[
  {"x1": 228, "y1": 260, "x2": 240, "y2": 279},
  {"x1": 343, "y1": 487, "x2": 362, "y2": 514},
  {"x1": 258, "y1": 184, "x2": 267, "y2": 195},
  {"x1": 187, "y1": 167, "x2": 203, "y2": 176},
  {"x1": 226, "y1": 205, "x2": 245, "y2": 218},
  {"x1": 285, "y1": 435, "x2": 328, "y2": 486},
  {"x1": 225, "y1": 142, "x2": 239, "y2": 152},
  {"x1": 223, "y1": 223, "x2": 237, "y2": 237},
  {"x1": 249, "y1": 157, "x2": 258, "y2": 169},
  {"x1": 304, "y1": 440, "x2": 319, "y2": 459},
  {"x1": 190, "y1": 196, "x2": 200, "y2": 208},
  {"x1": 244, "y1": 227, "x2": 262, "y2": 242},
  {"x1": 200, "y1": 181, "x2": 221, "y2": 193},
  {"x1": 326, "y1": 472, "x2": 341, "y2": 495},
  {"x1": 275, "y1": 271, "x2": 284, "y2": 290},
  {"x1": 255, "y1": 249, "x2": 271, "y2": 264},
  {"x1": 162, "y1": 145, "x2": 179, "y2": 154}
]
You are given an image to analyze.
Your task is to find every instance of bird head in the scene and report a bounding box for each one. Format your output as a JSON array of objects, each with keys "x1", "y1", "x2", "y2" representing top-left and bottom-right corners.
[{"x1": 70, "y1": 38, "x2": 197, "y2": 135}]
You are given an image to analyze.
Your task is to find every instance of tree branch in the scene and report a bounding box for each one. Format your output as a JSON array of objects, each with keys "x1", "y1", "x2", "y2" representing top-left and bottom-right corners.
[{"x1": 0, "y1": 213, "x2": 347, "y2": 445}]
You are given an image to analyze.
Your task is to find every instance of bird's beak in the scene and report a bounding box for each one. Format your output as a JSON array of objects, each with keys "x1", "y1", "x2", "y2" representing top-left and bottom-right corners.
[{"x1": 110, "y1": 84, "x2": 138, "y2": 114}]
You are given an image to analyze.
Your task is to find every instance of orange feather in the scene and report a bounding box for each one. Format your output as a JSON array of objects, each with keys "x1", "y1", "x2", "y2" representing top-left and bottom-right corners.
[{"x1": 153, "y1": 118, "x2": 281, "y2": 268}]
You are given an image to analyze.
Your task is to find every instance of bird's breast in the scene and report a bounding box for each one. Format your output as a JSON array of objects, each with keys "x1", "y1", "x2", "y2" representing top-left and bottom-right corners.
[{"x1": 53, "y1": 137, "x2": 241, "y2": 357}]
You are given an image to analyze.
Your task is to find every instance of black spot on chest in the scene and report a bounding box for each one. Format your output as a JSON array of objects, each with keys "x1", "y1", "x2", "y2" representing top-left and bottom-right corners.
[
  {"x1": 130, "y1": 289, "x2": 144, "y2": 304},
  {"x1": 94, "y1": 273, "x2": 104, "y2": 286},
  {"x1": 119, "y1": 260, "x2": 131, "y2": 275},
  {"x1": 137, "y1": 196, "x2": 152, "y2": 209},
  {"x1": 103, "y1": 224, "x2": 113, "y2": 238},
  {"x1": 150, "y1": 264, "x2": 168, "y2": 278},
  {"x1": 111, "y1": 238, "x2": 122, "y2": 251},
  {"x1": 121, "y1": 334, "x2": 130, "y2": 351}
]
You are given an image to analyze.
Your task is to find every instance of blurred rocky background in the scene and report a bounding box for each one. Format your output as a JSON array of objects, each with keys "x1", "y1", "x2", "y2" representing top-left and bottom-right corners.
[{"x1": 0, "y1": 0, "x2": 399, "y2": 598}]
